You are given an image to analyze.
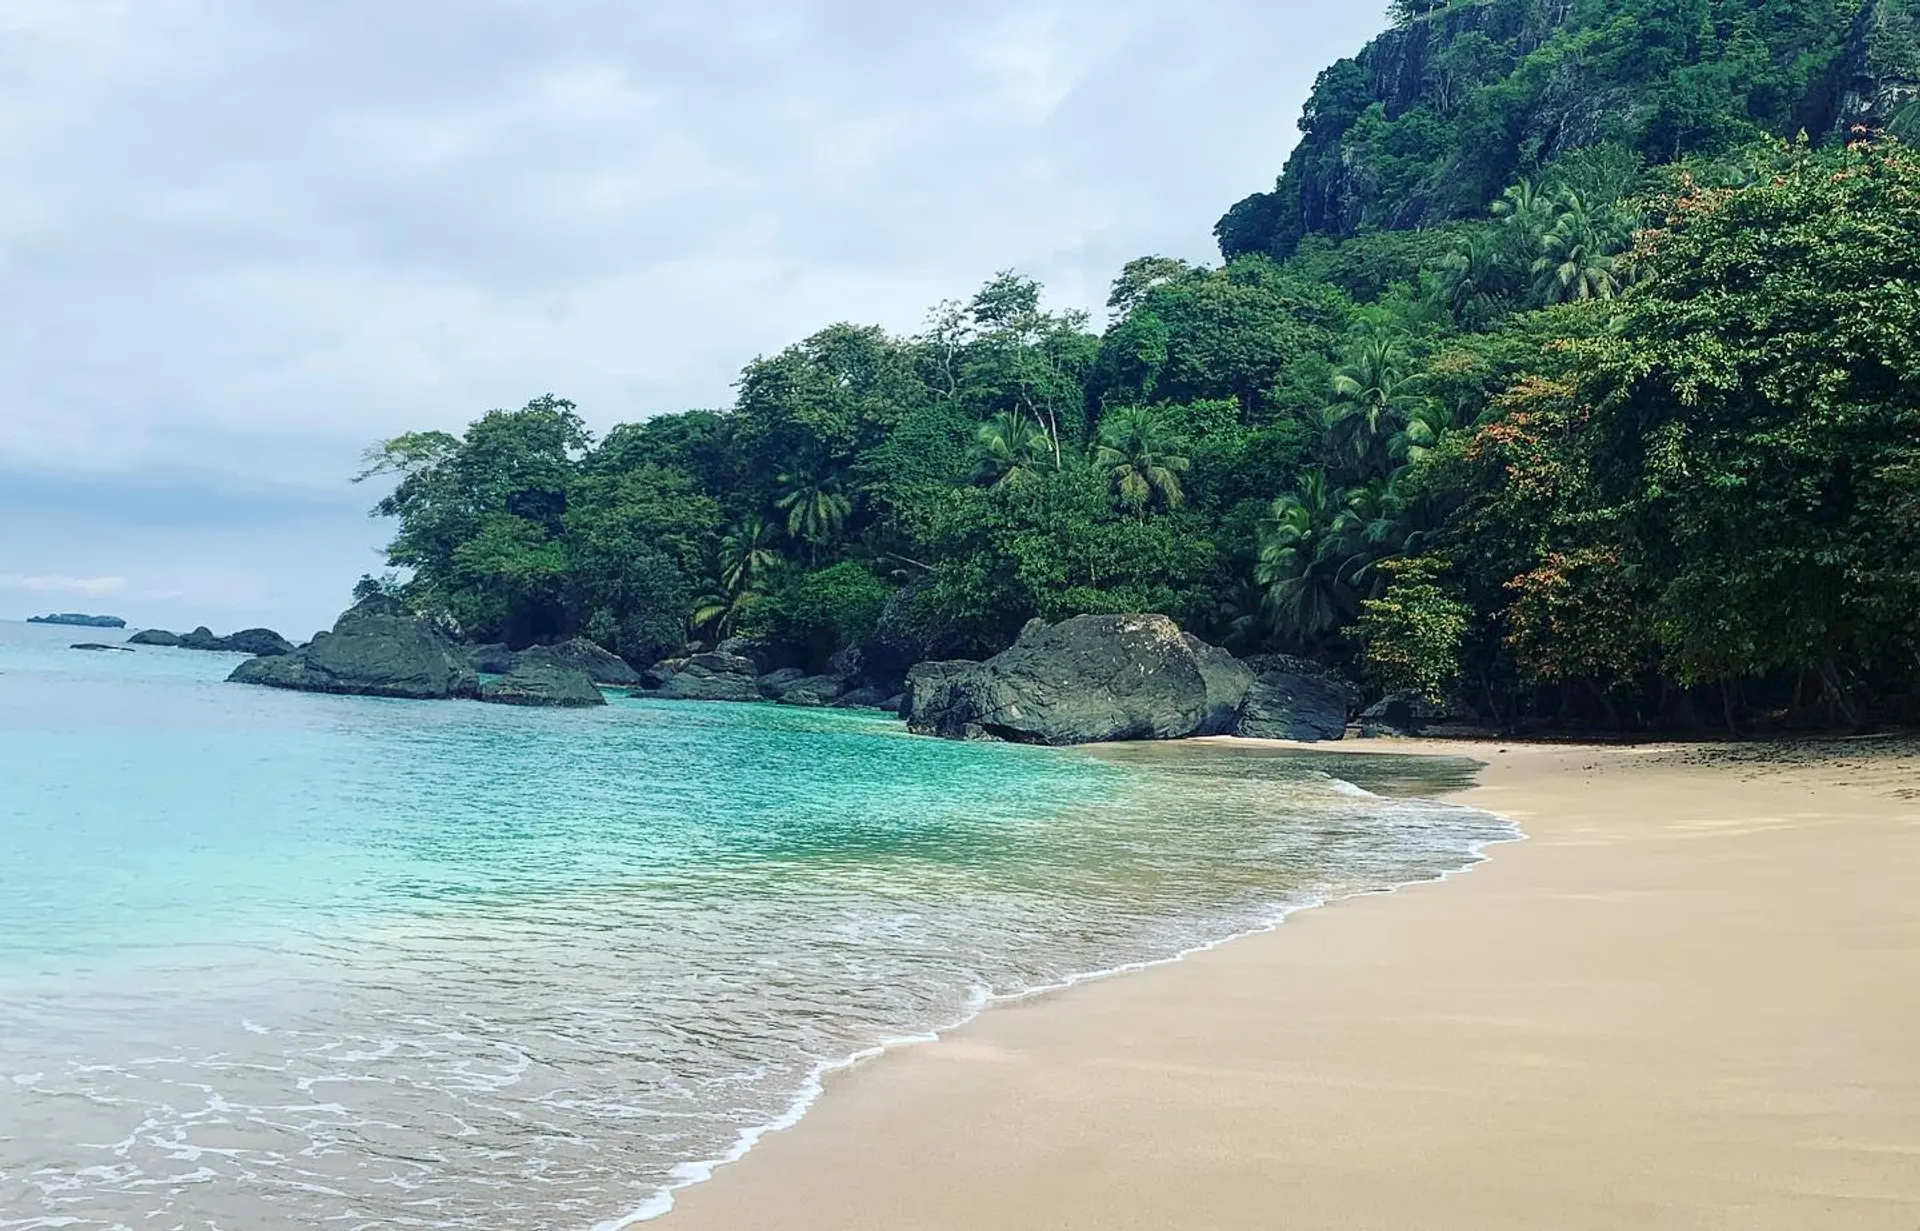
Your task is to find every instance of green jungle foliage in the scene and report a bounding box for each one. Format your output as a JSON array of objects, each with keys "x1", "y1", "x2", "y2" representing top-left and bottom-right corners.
[{"x1": 365, "y1": 2, "x2": 1920, "y2": 731}]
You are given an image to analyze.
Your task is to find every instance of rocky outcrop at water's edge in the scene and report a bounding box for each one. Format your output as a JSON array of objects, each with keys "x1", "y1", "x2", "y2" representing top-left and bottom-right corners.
[{"x1": 228, "y1": 596, "x2": 479, "y2": 700}]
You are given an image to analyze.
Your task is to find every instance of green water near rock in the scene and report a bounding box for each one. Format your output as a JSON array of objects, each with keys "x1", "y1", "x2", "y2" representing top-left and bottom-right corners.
[{"x1": 0, "y1": 619, "x2": 1513, "y2": 1229}]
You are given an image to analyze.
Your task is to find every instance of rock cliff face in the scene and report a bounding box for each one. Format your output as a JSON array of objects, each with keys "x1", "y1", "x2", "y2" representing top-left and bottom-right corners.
[
  {"x1": 1218, "y1": 0, "x2": 1871, "y2": 257},
  {"x1": 1836, "y1": 0, "x2": 1920, "y2": 134}
]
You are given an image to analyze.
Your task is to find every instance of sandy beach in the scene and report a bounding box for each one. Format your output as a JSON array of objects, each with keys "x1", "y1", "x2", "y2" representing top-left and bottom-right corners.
[{"x1": 661, "y1": 736, "x2": 1920, "y2": 1230}]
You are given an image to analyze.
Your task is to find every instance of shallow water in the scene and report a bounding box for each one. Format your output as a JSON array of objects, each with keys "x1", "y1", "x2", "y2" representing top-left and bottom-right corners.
[{"x1": 0, "y1": 620, "x2": 1514, "y2": 1230}]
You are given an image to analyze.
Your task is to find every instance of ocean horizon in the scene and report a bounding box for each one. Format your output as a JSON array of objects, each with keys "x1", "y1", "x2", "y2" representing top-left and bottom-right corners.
[{"x1": 0, "y1": 618, "x2": 1515, "y2": 1229}]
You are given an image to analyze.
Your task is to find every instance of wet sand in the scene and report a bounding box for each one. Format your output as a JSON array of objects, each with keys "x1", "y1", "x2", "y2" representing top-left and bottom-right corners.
[{"x1": 660, "y1": 737, "x2": 1920, "y2": 1230}]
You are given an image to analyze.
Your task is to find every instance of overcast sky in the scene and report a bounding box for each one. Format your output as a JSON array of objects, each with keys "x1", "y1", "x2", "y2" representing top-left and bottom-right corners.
[{"x1": 0, "y1": 0, "x2": 1387, "y2": 635}]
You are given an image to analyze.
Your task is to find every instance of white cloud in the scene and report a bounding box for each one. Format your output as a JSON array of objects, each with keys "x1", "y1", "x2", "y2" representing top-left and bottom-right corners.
[
  {"x1": 0, "y1": 0, "x2": 1393, "y2": 631},
  {"x1": 0, "y1": 573, "x2": 127, "y2": 596}
]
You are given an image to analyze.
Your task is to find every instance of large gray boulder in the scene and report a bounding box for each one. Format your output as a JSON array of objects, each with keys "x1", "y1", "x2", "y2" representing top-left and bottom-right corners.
[
  {"x1": 906, "y1": 616, "x2": 1247, "y2": 746},
  {"x1": 480, "y1": 662, "x2": 607, "y2": 708},
  {"x1": 755, "y1": 667, "x2": 810, "y2": 697},
  {"x1": 128, "y1": 629, "x2": 182, "y2": 647},
  {"x1": 228, "y1": 597, "x2": 479, "y2": 700},
  {"x1": 1185, "y1": 634, "x2": 1257, "y2": 736},
  {"x1": 1231, "y1": 655, "x2": 1357, "y2": 742},
  {"x1": 900, "y1": 660, "x2": 979, "y2": 725},
  {"x1": 518, "y1": 638, "x2": 641, "y2": 686},
  {"x1": 639, "y1": 650, "x2": 763, "y2": 702}
]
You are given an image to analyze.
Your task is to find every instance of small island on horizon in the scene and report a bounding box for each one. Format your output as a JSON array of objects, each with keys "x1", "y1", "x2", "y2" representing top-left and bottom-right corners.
[{"x1": 26, "y1": 613, "x2": 127, "y2": 629}]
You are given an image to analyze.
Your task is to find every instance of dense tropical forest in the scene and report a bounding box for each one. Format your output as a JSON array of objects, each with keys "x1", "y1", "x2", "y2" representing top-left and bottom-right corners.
[{"x1": 361, "y1": 0, "x2": 1920, "y2": 731}]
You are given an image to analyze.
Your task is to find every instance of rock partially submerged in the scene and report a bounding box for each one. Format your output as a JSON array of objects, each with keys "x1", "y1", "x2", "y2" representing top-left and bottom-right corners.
[
  {"x1": 480, "y1": 662, "x2": 606, "y2": 708},
  {"x1": 906, "y1": 615, "x2": 1227, "y2": 746},
  {"x1": 228, "y1": 597, "x2": 478, "y2": 700},
  {"x1": 70, "y1": 642, "x2": 134, "y2": 652},
  {"x1": 517, "y1": 639, "x2": 642, "y2": 686},
  {"x1": 638, "y1": 651, "x2": 762, "y2": 702},
  {"x1": 133, "y1": 626, "x2": 295, "y2": 656}
]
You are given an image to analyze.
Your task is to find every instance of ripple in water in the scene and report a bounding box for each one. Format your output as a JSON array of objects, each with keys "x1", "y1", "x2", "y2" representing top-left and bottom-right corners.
[{"x1": 0, "y1": 621, "x2": 1515, "y2": 1229}]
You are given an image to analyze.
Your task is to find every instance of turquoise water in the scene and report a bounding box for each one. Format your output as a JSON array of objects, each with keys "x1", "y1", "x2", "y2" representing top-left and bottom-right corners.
[{"x1": 0, "y1": 619, "x2": 1513, "y2": 1230}]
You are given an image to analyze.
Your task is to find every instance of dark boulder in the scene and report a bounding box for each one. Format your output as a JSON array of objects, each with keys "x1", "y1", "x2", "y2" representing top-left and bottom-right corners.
[
  {"x1": 900, "y1": 660, "x2": 979, "y2": 725},
  {"x1": 715, "y1": 635, "x2": 792, "y2": 675},
  {"x1": 773, "y1": 673, "x2": 847, "y2": 702},
  {"x1": 480, "y1": 663, "x2": 607, "y2": 708},
  {"x1": 756, "y1": 667, "x2": 810, "y2": 697},
  {"x1": 179, "y1": 626, "x2": 224, "y2": 650},
  {"x1": 228, "y1": 596, "x2": 479, "y2": 700},
  {"x1": 148, "y1": 626, "x2": 293, "y2": 655},
  {"x1": 70, "y1": 643, "x2": 133, "y2": 652},
  {"x1": 776, "y1": 689, "x2": 828, "y2": 708},
  {"x1": 832, "y1": 683, "x2": 893, "y2": 710},
  {"x1": 640, "y1": 651, "x2": 763, "y2": 702},
  {"x1": 517, "y1": 638, "x2": 641, "y2": 686},
  {"x1": 906, "y1": 615, "x2": 1242, "y2": 746},
  {"x1": 468, "y1": 643, "x2": 518, "y2": 674},
  {"x1": 220, "y1": 628, "x2": 296, "y2": 657},
  {"x1": 1185, "y1": 635, "x2": 1257, "y2": 736},
  {"x1": 1232, "y1": 655, "x2": 1358, "y2": 742},
  {"x1": 1358, "y1": 691, "x2": 1483, "y2": 736},
  {"x1": 858, "y1": 578, "x2": 964, "y2": 693}
]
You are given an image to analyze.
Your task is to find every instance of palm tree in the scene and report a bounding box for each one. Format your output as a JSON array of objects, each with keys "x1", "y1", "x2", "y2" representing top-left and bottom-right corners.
[
  {"x1": 1093, "y1": 406, "x2": 1190, "y2": 511},
  {"x1": 1436, "y1": 231, "x2": 1510, "y2": 324},
  {"x1": 1492, "y1": 178, "x2": 1552, "y2": 240},
  {"x1": 1531, "y1": 190, "x2": 1634, "y2": 305},
  {"x1": 719, "y1": 515, "x2": 779, "y2": 594},
  {"x1": 690, "y1": 588, "x2": 754, "y2": 638},
  {"x1": 775, "y1": 470, "x2": 851, "y2": 551},
  {"x1": 973, "y1": 412, "x2": 1053, "y2": 489},
  {"x1": 1325, "y1": 335, "x2": 1419, "y2": 474},
  {"x1": 1255, "y1": 471, "x2": 1357, "y2": 646},
  {"x1": 1388, "y1": 400, "x2": 1459, "y2": 465}
]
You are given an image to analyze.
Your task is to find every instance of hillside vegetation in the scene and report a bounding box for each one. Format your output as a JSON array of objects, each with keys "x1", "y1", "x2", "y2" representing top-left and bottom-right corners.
[{"x1": 363, "y1": 0, "x2": 1920, "y2": 732}]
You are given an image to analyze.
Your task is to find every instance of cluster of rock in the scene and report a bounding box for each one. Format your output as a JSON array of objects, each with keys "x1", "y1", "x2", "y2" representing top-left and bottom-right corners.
[
  {"x1": 130, "y1": 626, "x2": 297, "y2": 656},
  {"x1": 228, "y1": 598, "x2": 607, "y2": 708},
  {"x1": 634, "y1": 641, "x2": 901, "y2": 710},
  {"x1": 897, "y1": 615, "x2": 1376, "y2": 747},
  {"x1": 468, "y1": 639, "x2": 641, "y2": 686},
  {"x1": 217, "y1": 591, "x2": 1449, "y2": 741}
]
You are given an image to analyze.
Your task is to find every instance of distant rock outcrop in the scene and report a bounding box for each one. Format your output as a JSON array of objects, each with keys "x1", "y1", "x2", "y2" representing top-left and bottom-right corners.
[
  {"x1": 228, "y1": 597, "x2": 479, "y2": 700},
  {"x1": 28, "y1": 613, "x2": 125, "y2": 628},
  {"x1": 905, "y1": 615, "x2": 1234, "y2": 746},
  {"x1": 480, "y1": 662, "x2": 607, "y2": 708},
  {"x1": 132, "y1": 626, "x2": 295, "y2": 656},
  {"x1": 70, "y1": 642, "x2": 134, "y2": 652}
]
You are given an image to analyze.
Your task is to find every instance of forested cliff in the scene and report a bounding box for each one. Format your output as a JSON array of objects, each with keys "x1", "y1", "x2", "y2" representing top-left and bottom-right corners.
[{"x1": 364, "y1": 0, "x2": 1920, "y2": 732}]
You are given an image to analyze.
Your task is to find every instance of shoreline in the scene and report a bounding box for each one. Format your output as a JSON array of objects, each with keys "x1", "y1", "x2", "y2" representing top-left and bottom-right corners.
[
  {"x1": 657, "y1": 734, "x2": 1920, "y2": 1230},
  {"x1": 607, "y1": 736, "x2": 1518, "y2": 1228}
]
